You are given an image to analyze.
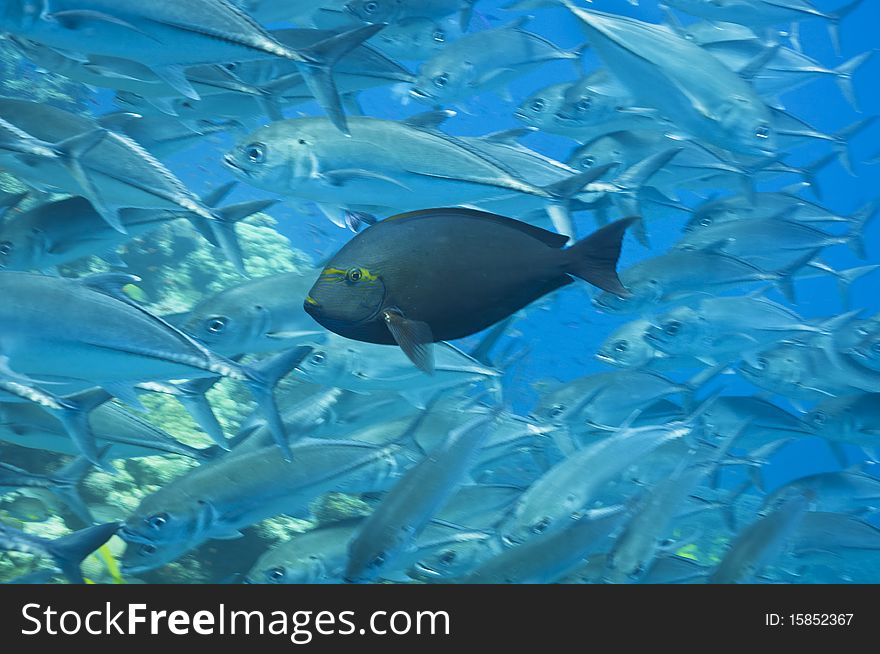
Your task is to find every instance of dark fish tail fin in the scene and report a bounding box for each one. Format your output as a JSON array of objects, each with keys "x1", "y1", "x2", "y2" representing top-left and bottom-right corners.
[
  {"x1": 828, "y1": 0, "x2": 865, "y2": 55},
  {"x1": 47, "y1": 522, "x2": 120, "y2": 584},
  {"x1": 564, "y1": 217, "x2": 637, "y2": 296},
  {"x1": 242, "y1": 346, "x2": 314, "y2": 461},
  {"x1": 295, "y1": 24, "x2": 386, "y2": 135}
]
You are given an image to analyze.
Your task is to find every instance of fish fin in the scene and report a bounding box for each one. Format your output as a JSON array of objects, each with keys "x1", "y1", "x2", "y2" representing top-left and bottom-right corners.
[
  {"x1": 50, "y1": 445, "x2": 110, "y2": 525},
  {"x1": 265, "y1": 329, "x2": 323, "y2": 341},
  {"x1": 323, "y1": 168, "x2": 412, "y2": 191},
  {"x1": 344, "y1": 210, "x2": 377, "y2": 232},
  {"x1": 611, "y1": 148, "x2": 683, "y2": 246},
  {"x1": 47, "y1": 9, "x2": 159, "y2": 40},
  {"x1": 212, "y1": 530, "x2": 245, "y2": 541},
  {"x1": 47, "y1": 522, "x2": 120, "y2": 584},
  {"x1": 564, "y1": 217, "x2": 636, "y2": 296},
  {"x1": 469, "y1": 316, "x2": 516, "y2": 367},
  {"x1": 78, "y1": 273, "x2": 143, "y2": 303},
  {"x1": 844, "y1": 198, "x2": 880, "y2": 259},
  {"x1": 242, "y1": 346, "x2": 314, "y2": 461},
  {"x1": 200, "y1": 182, "x2": 238, "y2": 208},
  {"x1": 207, "y1": 219, "x2": 248, "y2": 277},
  {"x1": 151, "y1": 65, "x2": 200, "y2": 101},
  {"x1": 99, "y1": 250, "x2": 127, "y2": 268},
  {"x1": 834, "y1": 50, "x2": 873, "y2": 112},
  {"x1": 383, "y1": 309, "x2": 435, "y2": 374},
  {"x1": 738, "y1": 44, "x2": 780, "y2": 82},
  {"x1": 541, "y1": 164, "x2": 618, "y2": 241},
  {"x1": 828, "y1": 0, "x2": 865, "y2": 56},
  {"x1": 51, "y1": 390, "x2": 114, "y2": 475},
  {"x1": 403, "y1": 110, "x2": 457, "y2": 130},
  {"x1": 170, "y1": 378, "x2": 229, "y2": 451},
  {"x1": 479, "y1": 127, "x2": 536, "y2": 144},
  {"x1": 295, "y1": 24, "x2": 387, "y2": 135},
  {"x1": 101, "y1": 382, "x2": 146, "y2": 412}
]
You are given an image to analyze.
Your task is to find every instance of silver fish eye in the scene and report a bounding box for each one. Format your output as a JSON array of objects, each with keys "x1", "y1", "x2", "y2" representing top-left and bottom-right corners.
[
  {"x1": 699, "y1": 217, "x2": 712, "y2": 227},
  {"x1": 580, "y1": 155, "x2": 595, "y2": 169},
  {"x1": 364, "y1": 0, "x2": 379, "y2": 13},
  {"x1": 755, "y1": 357, "x2": 769, "y2": 370},
  {"x1": 664, "y1": 320, "x2": 681, "y2": 336},
  {"x1": 433, "y1": 30, "x2": 446, "y2": 43},
  {"x1": 0, "y1": 241, "x2": 11, "y2": 256},
  {"x1": 147, "y1": 513, "x2": 169, "y2": 530},
  {"x1": 613, "y1": 340, "x2": 628, "y2": 353},
  {"x1": 245, "y1": 142, "x2": 267, "y2": 163},
  {"x1": 310, "y1": 352, "x2": 326, "y2": 365},
  {"x1": 267, "y1": 567, "x2": 285, "y2": 582},
  {"x1": 811, "y1": 411, "x2": 827, "y2": 425},
  {"x1": 532, "y1": 517, "x2": 551, "y2": 534},
  {"x1": 140, "y1": 544, "x2": 157, "y2": 556},
  {"x1": 871, "y1": 341, "x2": 880, "y2": 354},
  {"x1": 433, "y1": 74, "x2": 449, "y2": 88},
  {"x1": 576, "y1": 97, "x2": 592, "y2": 112},
  {"x1": 439, "y1": 550, "x2": 457, "y2": 565},
  {"x1": 530, "y1": 99, "x2": 546, "y2": 112},
  {"x1": 206, "y1": 317, "x2": 227, "y2": 334},
  {"x1": 548, "y1": 404, "x2": 565, "y2": 419},
  {"x1": 755, "y1": 124, "x2": 770, "y2": 139},
  {"x1": 370, "y1": 553, "x2": 386, "y2": 568}
]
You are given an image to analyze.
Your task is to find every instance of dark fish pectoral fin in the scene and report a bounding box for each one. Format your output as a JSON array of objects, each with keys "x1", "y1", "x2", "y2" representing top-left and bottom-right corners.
[
  {"x1": 383, "y1": 310, "x2": 435, "y2": 374},
  {"x1": 565, "y1": 217, "x2": 638, "y2": 297}
]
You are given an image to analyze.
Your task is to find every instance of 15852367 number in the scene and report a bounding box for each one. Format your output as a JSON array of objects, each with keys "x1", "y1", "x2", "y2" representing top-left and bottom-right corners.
[{"x1": 790, "y1": 614, "x2": 853, "y2": 626}]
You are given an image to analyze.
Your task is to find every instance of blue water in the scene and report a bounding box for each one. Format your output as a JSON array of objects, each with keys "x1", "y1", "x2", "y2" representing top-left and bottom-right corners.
[
  {"x1": 3, "y1": 0, "x2": 880, "y2": 583},
  {"x1": 153, "y1": 0, "x2": 880, "y2": 489}
]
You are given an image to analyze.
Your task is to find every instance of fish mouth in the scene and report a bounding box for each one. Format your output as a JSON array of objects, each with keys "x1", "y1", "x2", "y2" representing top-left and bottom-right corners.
[
  {"x1": 223, "y1": 154, "x2": 251, "y2": 177},
  {"x1": 594, "y1": 353, "x2": 616, "y2": 364},
  {"x1": 409, "y1": 87, "x2": 433, "y2": 101}
]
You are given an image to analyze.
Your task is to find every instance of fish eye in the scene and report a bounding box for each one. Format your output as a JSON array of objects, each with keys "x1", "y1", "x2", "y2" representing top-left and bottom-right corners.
[
  {"x1": 225, "y1": 63, "x2": 237, "y2": 71},
  {"x1": 363, "y1": 1, "x2": 379, "y2": 13},
  {"x1": 613, "y1": 340, "x2": 629, "y2": 353},
  {"x1": 530, "y1": 99, "x2": 546, "y2": 112},
  {"x1": 438, "y1": 550, "x2": 457, "y2": 565},
  {"x1": 811, "y1": 411, "x2": 827, "y2": 426},
  {"x1": 576, "y1": 97, "x2": 592, "y2": 112},
  {"x1": 346, "y1": 267, "x2": 365, "y2": 283},
  {"x1": 146, "y1": 513, "x2": 169, "y2": 530},
  {"x1": 310, "y1": 351, "x2": 326, "y2": 365},
  {"x1": 0, "y1": 241, "x2": 12, "y2": 256},
  {"x1": 432, "y1": 29, "x2": 446, "y2": 43},
  {"x1": 548, "y1": 404, "x2": 565, "y2": 419},
  {"x1": 267, "y1": 567, "x2": 286, "y2": 582},
  {"x1": 663, "y1": 320, "x2": 681, "y2": 336},
  {"x1": 140, "y1": 544, "x2": 157, "y2": 556},
  {"x1": 433, "y1": 74, "x2": 449, "y2": 88},
  {"x1": 370, "y1": 553, "x2": 386, "y2": 569},
  {"x1": 532, "y1": 517, "x2": 551, "y2": 534},
  {"x1": 206, "y1": 316, "x2": 228, "y2": 334},
  {"x1": 755, "y1": 123, "x2": 771, "y2": 140},
  {"x1": 871, "y1": 341, "x2": 880, "y2": 355},
  {"x1": 580, "y1": 155, "x2": 595, "y2": 169},
  {"x1": 755, "y1": 357, "x2": 769, "y2": 371},
  {"x1": 244, "y1": 142, "x2": 267, "y2": 163},
  {"x1": 699, "y1": 217, "x2": 713, "y2": 227}
]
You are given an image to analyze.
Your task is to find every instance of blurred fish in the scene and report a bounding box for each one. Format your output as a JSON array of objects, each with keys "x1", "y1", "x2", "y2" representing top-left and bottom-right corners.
[
  {"x1": 806, "y1": 393, "x2": 880, "y2": 449},
  {"x1": 119, "y1": 438, "x2": 407, "y2": 572},
  {"x1": 410, "y1": 18, "x2": 580, "y2": 107},
  {"x1": 373, "y1": 16, "x2": 462, "y2": 61},
  {"x1": 0, "y1": 520, "x2": 119, "y2": 584},
  {"x1": 663, "y1": 0, "x2": 865, "y2": 54},
  {"x1": 181, "y1": 271, "x2": 322, "y2": 356},
  {"x1": 0, "y1": 456, "x2": 97, "y2": 525},
  {"x1": 560, "y1": 5, "x2": 776, "y2": 156},
  {"x1": 460, "y1": 506, "x2": 625, "y2": 583},
  {"x1": 346, "y1": 0, "x2": 478, "y2": 29},
  {"x1": 293, "y1": 333, "x2": 500, "y2": 406}
]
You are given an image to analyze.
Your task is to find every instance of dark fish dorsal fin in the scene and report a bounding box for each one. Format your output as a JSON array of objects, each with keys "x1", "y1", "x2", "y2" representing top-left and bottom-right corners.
[{"x1": 383, "y1": 208, "x2": 570, "y2": 249}]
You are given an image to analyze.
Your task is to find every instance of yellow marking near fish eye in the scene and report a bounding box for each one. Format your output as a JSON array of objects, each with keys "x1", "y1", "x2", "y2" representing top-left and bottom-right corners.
[
  {"x1": 319, "y1": 267, "x2": 379, "y2": 283},
  {"x1": 305, "y1": 296, "x2": 319, "y2": 306}
]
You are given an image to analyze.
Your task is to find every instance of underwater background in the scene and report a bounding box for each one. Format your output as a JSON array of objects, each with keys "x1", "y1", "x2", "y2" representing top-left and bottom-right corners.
[{"x1": 0, "y1": 0, "x2": 879, "y2": 584}]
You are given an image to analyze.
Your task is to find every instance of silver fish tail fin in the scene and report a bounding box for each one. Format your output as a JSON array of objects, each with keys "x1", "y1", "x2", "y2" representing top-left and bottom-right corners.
[
  {"x1": 828, "y1": 0, "x2": 865, "y2": 56},
  {"x1": 844, "y1": 198, "x2": 880, "y2": 259},
  {"x1": 833, "y1": 116, "x2": 876, "y2": 175},
  {"x1": 242, "y1": 346, "x2": 314, "y2": 461},
  {"x1": 203, "y1": 199, "x2": 278, "y2": 277},
  {"x1": 795, "y1": 152, "x2": 836, "y2": 200},
  {"x1": 564, "y1": 216, "x2": 638, "y2": 296},
  {"x1": 295, "y1": 23, "x2": 387, "y2": 135},
  {"x1": 541, "y1": 163, "x2": 618, "y2": 241},
  {"x1": 46, "y1": 522, "x2": 120, "y2": 584},
  {"x1": 834, "y1": 50, "x2": 873, "y2": 111},
  {"x1": 169, "y1": 377, "x2": 230, "y2": 451},
  {"x1": 808, "y1": 259, "x2": 880, "y2": 308},
  {"x1": 51, "y1": 388, "x2": 115, "y2": 474},
  {"x1": 50, "y1": 446, "x2": 112, "y2": 527},
  {"x1": 610, "y1": 148, "x2": 683, "y2": 247}
]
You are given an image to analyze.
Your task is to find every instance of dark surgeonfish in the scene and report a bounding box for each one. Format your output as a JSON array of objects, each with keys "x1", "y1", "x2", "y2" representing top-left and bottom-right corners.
[{"x1": 304, "y1": 208, "x2": 635, "y2": 371}]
